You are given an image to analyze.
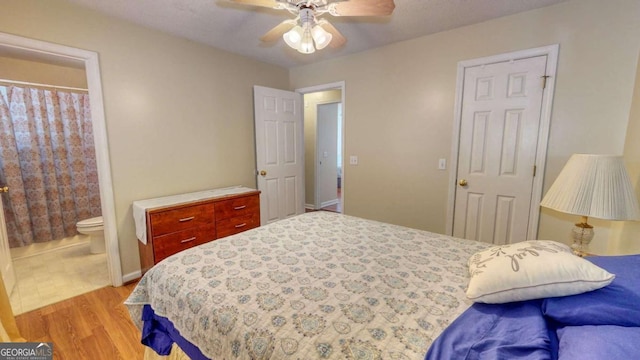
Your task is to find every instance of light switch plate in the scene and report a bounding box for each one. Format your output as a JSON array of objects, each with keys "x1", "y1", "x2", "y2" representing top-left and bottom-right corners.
[
  {"x1": 438, "y1": 158, "x2": 446, "y2": 170},
  {"x1": 350, "y1": 155, "x2": 358, "y2": 165}
]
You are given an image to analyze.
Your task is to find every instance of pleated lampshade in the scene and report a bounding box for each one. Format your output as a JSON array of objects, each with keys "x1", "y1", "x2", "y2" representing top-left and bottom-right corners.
[{"x1": 541, "y1": 154, "x2": 640, "y2": 221}]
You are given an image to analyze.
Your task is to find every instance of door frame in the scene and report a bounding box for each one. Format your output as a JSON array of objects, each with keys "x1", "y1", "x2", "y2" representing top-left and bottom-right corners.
[
  {"x1": 0, "y1": 32, "x2": 123, "y2": 286},
  {"x1": 314, "y1": 100, "x2": 342, "y2": 210},
  {"x1": 296, "y1": 81, "x2": 346, "y2": 211},
  {"x1": 0, "y1": 194, "x2": 16, "y2": 295},
  {"x1": 445, "y1": 44, "x2": 559, "y2": 240}
]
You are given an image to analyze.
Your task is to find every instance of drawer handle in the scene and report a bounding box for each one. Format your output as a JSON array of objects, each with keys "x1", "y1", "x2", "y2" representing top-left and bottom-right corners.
[
  {"x1": 234, "y1": 205, "x2": 247, "y2": 210},
  {"x1": 180, "y1": 236, "x2": 197, "y2": 243},
  {"x1": 234, "y1": 223, "x2": 247, "y2": 228},
  {"x1": 179, "y1": 216, "x2": 195, "y2": 222}
]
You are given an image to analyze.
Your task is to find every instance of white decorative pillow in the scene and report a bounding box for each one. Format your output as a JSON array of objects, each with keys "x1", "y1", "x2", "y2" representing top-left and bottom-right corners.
[{"x1": 466, "y1": 240, "x2": 614, "y2": 304}]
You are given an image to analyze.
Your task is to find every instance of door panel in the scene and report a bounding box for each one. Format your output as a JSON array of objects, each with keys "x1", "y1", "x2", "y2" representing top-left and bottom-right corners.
[
  {"x1": 470, "y1": 112, "x2": 489, "y2": 173},
  {"x1": 264, "y1": 178, "x2": 279, "y2": 222},
  {"x1": 254, "y1": 86, "x2": 304, "y2": 225},
  {"x1": 284, "y1": 176, "x2": 297, "y2": 217},
  {"x1": 453, "y1": 55, "x2": 547, "y2": 244},
  {"x1": 500, "y1": 110, "x2": 523, "y2": 174}
]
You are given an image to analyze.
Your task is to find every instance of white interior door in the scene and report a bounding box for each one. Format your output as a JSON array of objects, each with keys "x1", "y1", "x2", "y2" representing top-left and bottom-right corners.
[
  {"x1": 254, "y1": 86, "x2": 305, "y2": 225},
  {"x1": 453, "y1": 55, "x2": 547, "y2": 244},
  {"x1": 316, "y1": 103, "x2": 339, "y2": 208},
  {"x1": 0, "y1": 187, "x2": 16, "y2": 296}
]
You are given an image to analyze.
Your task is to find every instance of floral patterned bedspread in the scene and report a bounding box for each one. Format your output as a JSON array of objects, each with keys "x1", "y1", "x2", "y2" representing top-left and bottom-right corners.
[{"x1": 125, "y1": 211, "x2": 490, "y2": 359}]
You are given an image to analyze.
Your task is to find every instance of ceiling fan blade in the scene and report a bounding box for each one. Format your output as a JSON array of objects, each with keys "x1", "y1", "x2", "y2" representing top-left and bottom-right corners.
[
  {"x1": 260, "y1": 20, "x2": 296, "y2": 42},
  {"x1": 321, "y1": 22, "x2": 347, "y2": 48},
  {"x1": 331, "y1": 0, "x2": 395, "y2": 16},
  {"x1": 230, "y1": 0, "x2": 280, "y2": 9}
]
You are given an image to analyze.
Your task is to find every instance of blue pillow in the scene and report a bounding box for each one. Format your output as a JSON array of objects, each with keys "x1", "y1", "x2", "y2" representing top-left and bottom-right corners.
[
  {"x1": 542, "y1": 255, "x2": 640, "y2": 326},
  {"x1": 425, "y1": 300, "x2": 553, "y2": 360},
  {"x1": 557, "y1": 325, "x2": 640, "y2": 360}
]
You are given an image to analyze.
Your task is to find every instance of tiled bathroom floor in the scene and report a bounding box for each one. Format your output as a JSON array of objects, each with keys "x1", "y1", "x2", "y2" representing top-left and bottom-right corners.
[{"x1": 8, "y1": 238, "x2": 110, "y2": 315}]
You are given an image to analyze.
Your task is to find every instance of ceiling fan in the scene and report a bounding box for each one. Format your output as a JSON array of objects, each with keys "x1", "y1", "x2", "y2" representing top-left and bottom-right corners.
[{"x1": 230, "y1": 0, "x2": 396, "y2": 54}]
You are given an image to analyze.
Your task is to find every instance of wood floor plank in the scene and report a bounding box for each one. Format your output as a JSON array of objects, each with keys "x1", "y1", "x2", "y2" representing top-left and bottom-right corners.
[
  {"x1": 84, "y1": 288, "x2": 143, "y2": 356},
  {"x1": 45, "y1": 307, "x2": 91, "y2": 359},
  {"x1": 66, "y1": 297, "x2": 97, "y2": 339},
  {"x1": 14, "y1": 308, "x2": 48, "y2": 340},
  {"x1": 15, "y1": 283, "x2": 145, "y2": 360},
  {"x1": 81, "y1": 326, "x2": 122, "y2": 360}
]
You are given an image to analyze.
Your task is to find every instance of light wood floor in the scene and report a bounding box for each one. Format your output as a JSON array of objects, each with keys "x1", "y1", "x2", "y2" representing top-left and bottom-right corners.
[{"x1": 15, "y1": 283, "x2": 145, "y2": 360}]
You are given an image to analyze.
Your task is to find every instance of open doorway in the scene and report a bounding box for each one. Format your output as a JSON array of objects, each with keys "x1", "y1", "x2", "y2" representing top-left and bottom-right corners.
[
  {"x1": 315, "y1": 101, "x2": 342, "y2": 212},
  {"x1": 299, "y1": 83, "x2": 345, "y2": 213},
  {"x1": 0, "y1": 32, "x2": 121, "y2": 315},
  {"x1": 254, "y1": 82, "x2": 345, "y2": 217}
]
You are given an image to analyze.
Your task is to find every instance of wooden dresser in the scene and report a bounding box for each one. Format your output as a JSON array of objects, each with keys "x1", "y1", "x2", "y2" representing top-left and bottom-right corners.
[{"x1": 133, "y1": 187, "x2": 260, "y2": 274}]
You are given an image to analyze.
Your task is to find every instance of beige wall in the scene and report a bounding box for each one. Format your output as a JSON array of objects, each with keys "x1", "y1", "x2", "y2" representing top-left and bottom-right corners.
[
  {"x1": 613, "y1": 53, "x2": 640, "y2": 254},
  {"x1": 0, "y1": 0, "x2": 289, "y2": 277},
  {"x1": 0, "y1": 56, "x2": 87, "y2": 89},
  {"x1": 303, "y1": 90, "x2": 342, "y2": 207},
  {"x1": 290, "y1": 0, "x2": 640, "y2": 252}
]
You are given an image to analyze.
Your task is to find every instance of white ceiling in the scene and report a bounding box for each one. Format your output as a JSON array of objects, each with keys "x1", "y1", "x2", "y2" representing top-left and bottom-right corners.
[{"x1": 65, "y1": 0, "x2": 568, "y2": 68}]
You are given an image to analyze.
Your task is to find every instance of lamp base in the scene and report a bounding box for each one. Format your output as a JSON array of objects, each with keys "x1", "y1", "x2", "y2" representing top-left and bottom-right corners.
[{"x1": 571, "y1": 221, "x2": 594, "y2": 257}]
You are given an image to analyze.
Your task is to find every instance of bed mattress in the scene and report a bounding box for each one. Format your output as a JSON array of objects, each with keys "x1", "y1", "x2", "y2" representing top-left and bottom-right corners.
[{"x1": 126, "y1": 211, "x2": 490, "y2": 359}]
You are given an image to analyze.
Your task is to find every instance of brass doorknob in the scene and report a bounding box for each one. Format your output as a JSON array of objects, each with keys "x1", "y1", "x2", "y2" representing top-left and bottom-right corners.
[
  {"x1": 458, "y1": 179, "x2": 468, "y2": 187},
  {"x1": 259, "y1": 170, "x2": 267, "y2": 177},
  {"x1": 0, "y1": 186, "x2": 8, "y2": 193}
]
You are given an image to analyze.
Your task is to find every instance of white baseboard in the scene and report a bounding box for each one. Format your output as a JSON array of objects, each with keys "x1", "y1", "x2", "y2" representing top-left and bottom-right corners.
[
  {"x1": 320, "y1": 199, "x2": 339, "y2": 208},
  {"x1": 305, "y1": 203, "x2": 316, "y2": 210},
  {"x1": 123, "y1": 270, "x2": 142, "y2": 283}
]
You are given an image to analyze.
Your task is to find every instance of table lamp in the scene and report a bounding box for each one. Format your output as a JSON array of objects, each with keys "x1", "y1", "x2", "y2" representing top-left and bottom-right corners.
[{"x1": 540, "y1": 154, "x2": 640, "y2": 256}]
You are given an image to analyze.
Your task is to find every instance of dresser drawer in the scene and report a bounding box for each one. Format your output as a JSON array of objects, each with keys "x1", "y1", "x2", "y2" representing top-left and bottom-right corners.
[
  {"x1": 149, "y1": 202, "x2": 215, "y2": 237},
  {"x1": 216, "y1": 213, "x2": 260, "y2": 239},
  {"x1": 153, "y1": 224, "x2": 215, "y2": 263},
  {"x1": 214, "y1": 194, "x2": 259, "y2": 220},
  {"x1": 137, "y1": 188, "x2": 260, "y2": 275}
]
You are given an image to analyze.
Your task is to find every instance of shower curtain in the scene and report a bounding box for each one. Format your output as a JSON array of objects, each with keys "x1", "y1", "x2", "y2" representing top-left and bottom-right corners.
[{"x1": 0, "y1": 85, "x2": 101, "y2": 248}]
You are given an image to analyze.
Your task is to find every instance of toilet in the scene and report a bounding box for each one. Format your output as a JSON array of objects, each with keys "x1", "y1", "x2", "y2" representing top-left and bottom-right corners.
[{"x1": 76, "y1": 216, "x2": 106, "y2": 254}]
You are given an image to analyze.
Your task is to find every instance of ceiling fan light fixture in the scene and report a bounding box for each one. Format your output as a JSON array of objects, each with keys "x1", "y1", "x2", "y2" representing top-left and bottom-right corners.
[
  {"x1": 283, "y1": 25, "x2": 303, "y2": 49},
  {"x1": 298, "y1": 22, "x2": 315, "y2": 54},
  {"x1": 242, "y1": 0, "x2": 396, "y2": 53},
  {"x1": 311, "y1": 25, "x2": 332, "y2": 50}
]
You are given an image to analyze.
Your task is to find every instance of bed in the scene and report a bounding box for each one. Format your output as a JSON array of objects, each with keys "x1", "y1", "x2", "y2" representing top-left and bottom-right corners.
[
  {"x1": 125, "y1": 211, "x2": 490, "y2": 359},
  {"x1": 126, "y1": 211, "x2": 639, "y2": 359}
]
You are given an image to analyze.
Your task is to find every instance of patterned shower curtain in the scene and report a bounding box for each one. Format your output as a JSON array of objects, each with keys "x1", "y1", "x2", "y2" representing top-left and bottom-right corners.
[{"x1": 0, "y1": 85, "x2": 101, "y2": 248}]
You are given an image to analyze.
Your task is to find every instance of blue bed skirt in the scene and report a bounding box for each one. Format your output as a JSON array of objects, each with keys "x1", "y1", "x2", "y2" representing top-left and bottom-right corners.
[{"x1": 141, "y1": 305, "x2": 209, "y2": 360}]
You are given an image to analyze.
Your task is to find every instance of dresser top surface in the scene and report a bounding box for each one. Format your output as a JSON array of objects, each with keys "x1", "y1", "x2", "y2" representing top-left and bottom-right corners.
[{"x1": 133, "y1": 186, "x2": 256, "y2": 210}]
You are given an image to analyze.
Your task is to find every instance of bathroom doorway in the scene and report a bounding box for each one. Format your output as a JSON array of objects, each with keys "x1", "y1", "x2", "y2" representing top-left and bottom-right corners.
[
  {"x1": 0, "y1": 55, "x2": 109, "y2": 314},
  {"x1": 0, "y1": 32, "x2": 121, "y2": 314}
]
